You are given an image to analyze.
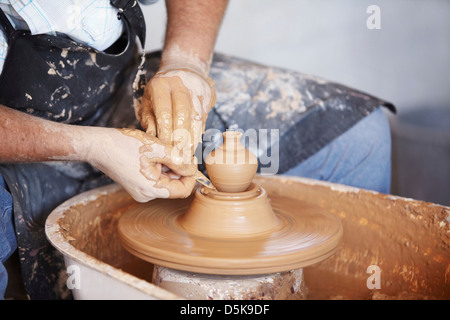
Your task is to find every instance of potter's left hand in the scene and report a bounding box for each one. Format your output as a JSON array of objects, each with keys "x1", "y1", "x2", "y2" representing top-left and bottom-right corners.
[{"x1": 137, "y1": 67, "x2": 216, "y2": 157}]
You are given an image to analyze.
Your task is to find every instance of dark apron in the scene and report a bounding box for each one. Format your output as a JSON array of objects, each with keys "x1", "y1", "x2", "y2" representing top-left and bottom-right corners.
[{"x1": 0, "y1": 0, "x2": 146, "y2": 299}]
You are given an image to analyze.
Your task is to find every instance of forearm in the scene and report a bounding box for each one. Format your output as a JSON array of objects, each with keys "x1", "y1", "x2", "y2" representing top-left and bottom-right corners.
[
  {"x1": 0, "y1": 105, "x2": 197, "y2": 201},
  {"x1": 0, "y1": 104, "x2": 89, "y2": 163},
  {"x1": 162, "y1": 0, "x2": 229, "y2": 75}
]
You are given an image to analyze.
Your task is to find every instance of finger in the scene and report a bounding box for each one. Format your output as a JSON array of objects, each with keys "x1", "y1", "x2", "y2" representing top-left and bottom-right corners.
[
  {"x1": 201, "y1": 79, "x2": 216, "y2": 134},
  {"x1": 157, "y1": 174, "x2": 197, "y2": 199},
  {"x1": 159, "y1": 152, "x2": 198, "y2": 177},
  {"x1": 142, "y1": 109, "x2": 157, "y2": 136},
  {"x1": 140, "y1": 87, "x2": 157, "y2": 134},
  {"x1": 171, "y1": 85, "x2": 192, "y2": 149},
  {"x1": 139, "y1": 157, "x2": 162, "y2": 181},
  {"x1": 190, "y1": 120, "x2": 196, "y2": 157},
  {"x1": 139, "y1": 134, "x2": 197, "y2": 177},
  {"x1": 144, "y1": 143, "x2": 198, "y2": 178},
  {"x1": 191, "y1": 119, "x2": 203, "y2": 155},
  {"x1": 207, "y1": 78, "x2": 217, "y2": 112},
  {"x1": 150, "y1": 79, "x2": 173, "y2": 145},
  {"x1": 190, "y1": 94, "x2": 203, "y2": 154}
]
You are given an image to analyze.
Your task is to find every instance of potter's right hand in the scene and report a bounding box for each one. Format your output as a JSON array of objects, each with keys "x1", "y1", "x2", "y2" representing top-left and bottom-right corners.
[
  {"x1": 138, "y1": 68, "x2": 216, "y2": 157},
  {"x1": 83, "y1": 127, "x2": 198, "y2": 202},
  {"x1": 135, "y1": 44, "x2": 217, "y2": 160}
]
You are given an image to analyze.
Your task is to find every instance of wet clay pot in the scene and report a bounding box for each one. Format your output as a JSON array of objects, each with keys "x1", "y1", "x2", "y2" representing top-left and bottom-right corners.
[{"x1": 205, "y1": 131, "x2": 258, "y2": 193}]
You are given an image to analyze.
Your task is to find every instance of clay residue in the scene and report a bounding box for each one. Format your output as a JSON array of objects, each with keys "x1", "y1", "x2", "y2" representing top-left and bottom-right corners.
[
  {"x1": 119, "y1": 127, "x2": 176, "y2": 181},
  {"x1": 153, "y1": 266, "x2": 307, "y2": 300},
  {"x1": 255, "y1": 176, "x2": 450, "y2": 300},
  {"x1": 57, "y1": 188, "x2": 154, "y2": 281},
  {"x1": 266, "y1": 85, "x2": 306, "y2": 120},
  {"x1": 160, "y1": 44, "x2": 211, "y2": 77},
  {"x1": 143, "y1": 69, "x2": 215, "y2": 153},
  {"x1": 47, "y1": 61, "x2": 74, "y2": 79},
  {"x1": 118, "y1": 128, "x2": 198, "y2": 198}
]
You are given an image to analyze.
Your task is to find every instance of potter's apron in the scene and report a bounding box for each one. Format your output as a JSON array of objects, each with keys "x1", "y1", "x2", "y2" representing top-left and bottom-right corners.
[{"x1": 0, "y1": 1, "x2": 146, "y2": 299}]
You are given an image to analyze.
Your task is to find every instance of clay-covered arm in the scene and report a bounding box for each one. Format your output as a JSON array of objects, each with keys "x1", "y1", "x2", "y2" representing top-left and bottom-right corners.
[
  {"x1": 137, "y1": 0, "x2": 228, "y2": 154},
  {"x1": 0, "y1": 104, "x2": 197, "y2": 201}
]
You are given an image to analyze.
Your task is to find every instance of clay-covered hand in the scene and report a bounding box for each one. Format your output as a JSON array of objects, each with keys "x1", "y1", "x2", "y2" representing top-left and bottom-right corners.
[
  {"x1": 137, "y1": 67, "x2": 216, "y2": 157},
  {"x1": 85, "y1": 127, "x2": 198, "y2": 202}
]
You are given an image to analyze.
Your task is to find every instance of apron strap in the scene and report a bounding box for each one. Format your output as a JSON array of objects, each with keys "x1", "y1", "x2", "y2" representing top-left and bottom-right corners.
[
  {"x1": 110, "y1": 0, "x2": 146, "y2": 49},
  {"x1": 0, "y1": 8, "x2": 16, "y2": 44},
  {"x1": 110, "y1": 0, "x2": 148, "y2": 113}
]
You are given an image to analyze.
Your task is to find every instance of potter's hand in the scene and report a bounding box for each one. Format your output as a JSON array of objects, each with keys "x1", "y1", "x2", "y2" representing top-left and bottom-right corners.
[
  {"x1": 137, "y1": 66, "x2": 216, "y2": 157},
  {"x1": 134, "y1": 0, "x2": 228, "y2": 156},
  {"x1": 86, "y1": 128, "x2": 198, "y2": 202}
]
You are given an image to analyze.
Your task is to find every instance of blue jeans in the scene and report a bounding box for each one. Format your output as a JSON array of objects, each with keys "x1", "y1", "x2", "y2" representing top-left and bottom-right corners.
[
  {"x1": 0, "y1": 107, "x2": 390, "y2": 299},
  {"x1": 283, "y1": 107, "x2": 391, "y2": 194},
  {"x1": 0, "y1": 175, "x2": 16, "y2": 300}
]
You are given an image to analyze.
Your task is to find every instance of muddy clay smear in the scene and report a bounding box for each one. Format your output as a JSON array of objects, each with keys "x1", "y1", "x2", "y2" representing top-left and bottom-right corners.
[
  {"x1": 257, "y1": 176, "x2": 449, "y2": 300},
  {"x1": 153, "y1": 265, "x2": 307, "y2": 300}
]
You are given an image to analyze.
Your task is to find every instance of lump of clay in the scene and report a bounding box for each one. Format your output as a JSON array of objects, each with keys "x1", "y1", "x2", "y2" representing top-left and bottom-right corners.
[{"x1": 205, "y1": 131, "x2": 258, "y2": 193}]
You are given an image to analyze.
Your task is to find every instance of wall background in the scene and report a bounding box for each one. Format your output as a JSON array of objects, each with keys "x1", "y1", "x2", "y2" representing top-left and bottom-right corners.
[{"x1": 141, "y1": 0, "x2": 450, "y2": 205}]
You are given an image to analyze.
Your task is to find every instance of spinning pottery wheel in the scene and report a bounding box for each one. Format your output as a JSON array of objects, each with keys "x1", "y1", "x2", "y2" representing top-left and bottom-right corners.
[{"x1": 118, "y1": 131, "x2": 343, "y2": 299}]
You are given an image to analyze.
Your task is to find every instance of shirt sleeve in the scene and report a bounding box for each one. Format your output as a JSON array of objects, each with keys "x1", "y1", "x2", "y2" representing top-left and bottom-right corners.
[{"x1": 5, "y1": 0, "x2": 125, "y2": 51}]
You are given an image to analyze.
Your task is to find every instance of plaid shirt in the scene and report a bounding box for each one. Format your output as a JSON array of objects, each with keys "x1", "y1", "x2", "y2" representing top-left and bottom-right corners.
[{"x1": 0, "y1": 0, "x2": 126, "y2": 74}]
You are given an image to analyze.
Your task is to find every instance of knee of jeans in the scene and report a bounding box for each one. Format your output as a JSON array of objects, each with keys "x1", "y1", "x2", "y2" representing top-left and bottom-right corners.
[
  {"x1": 361, "y1": 108, "x2": 392, "y2": 155},
  {"x1": 0, "y1": 176, "x2": 16, "y2": 263},
  {"x1": 340, "y1": 107, "x2": 392, "y2": 193}
]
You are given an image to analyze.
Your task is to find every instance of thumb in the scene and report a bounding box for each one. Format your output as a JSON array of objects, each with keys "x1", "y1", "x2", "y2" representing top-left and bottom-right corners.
[
  {"x1": 157, "y1": 144, "x2": 199, "y2": 177},
  {"x1": 155, "y1": 174, "x2": 197, "y2": 199}
]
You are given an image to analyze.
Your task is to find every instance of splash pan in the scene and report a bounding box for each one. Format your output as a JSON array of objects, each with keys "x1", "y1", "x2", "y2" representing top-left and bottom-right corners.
[{"x1": 45, "y1": 175, "x2": 449, "y2": 300}]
